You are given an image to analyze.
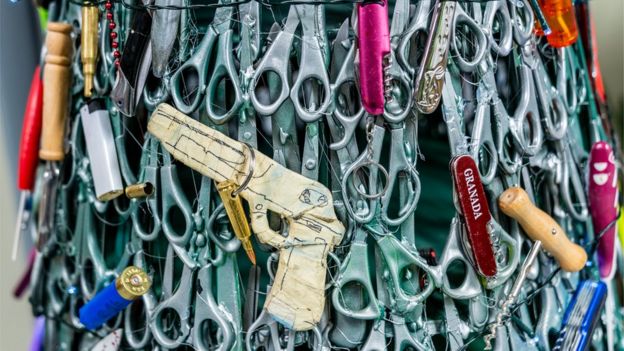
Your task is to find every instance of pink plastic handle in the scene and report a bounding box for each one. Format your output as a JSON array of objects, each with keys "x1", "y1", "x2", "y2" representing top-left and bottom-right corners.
[
  {"x1": 357, "y1": 0, "x2": 390, "y2": 115},
  {"x1": 588, "y1": 141, "x2": 619, "y2": 279}
]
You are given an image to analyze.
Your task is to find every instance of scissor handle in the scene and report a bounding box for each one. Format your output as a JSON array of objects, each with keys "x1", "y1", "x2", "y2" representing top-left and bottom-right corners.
[
  {"x1": 249, "y1": 29, "x2": 296, "y2": 116},
  {"x1": 382, "y1": 64, "x2": 413, "y2": 124},
  {"x1": 380, "y1": 128, "x2": 421, "y2": 226},
  {"x1": 483, "y1": 1, "x2": 513, "y2": 57},
  {"x1": 151, "y1": 264, "x2": 194, "y2": 349},
  {"x1": 124, "y1": 251, "x2": 156, "y2": 349},
  {"x1": 169, "y1": 29, "x2": 217, "y2": 114},
  {"x1": 436, "y1": 218, "x2": 483, "y2": 299},
  {"x1": 484, "y1": 219, "x2": 521, "y2": 290},
  {"x1": 510, "y1": 0, "x2": 534, "y2": 46},
  {"x1": 290, "y1": 34, "x2": 332, "y2": 123},
  {"x1": 160, "y1": 153, "x2": 194, "y2": 247},
  {"x1": 143, "y1": 74, "x2": 171, "y2": 112},
  {"x1": 450, "y1": 6, "x2": 488, "y2": 73},
  {"x1": 203, "y1": 203, "x2": 241, "y2": 266},
  {"x1": 374, "y1": 234, "x2": 438, "y2": 314},
  {"x1": 131, "y1": 138, "x2": 161, "y2": 241},
  {"x1": 331, "y1": 241, "x2": 381, "y2": 320},
  {"x1": 205, "y1": 30, "x2": 243, "y2": 124},
  {"x1": 510, "y1": 61, "x2": 544, "y2": 157},
  {"x1": 330, "y1": 46, "x2": 364, "y2": 150},
  {"x1": 471, "y1": 97, "x2": 502, "y2": 184},
  {"x1": 193, "y1": 266, "x2": 235, "y2": 351},
  {"x1": 559, "y1": 142, "x2": 589, "y2": 221},
  {"x1": 532, "y1": 59, "x2": 568, "y2": 140}
]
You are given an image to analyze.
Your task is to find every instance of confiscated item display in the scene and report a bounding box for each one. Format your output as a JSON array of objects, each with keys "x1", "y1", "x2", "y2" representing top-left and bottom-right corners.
[{"x1": 11, "y1": 0, "x2": 624, "y2": 349}]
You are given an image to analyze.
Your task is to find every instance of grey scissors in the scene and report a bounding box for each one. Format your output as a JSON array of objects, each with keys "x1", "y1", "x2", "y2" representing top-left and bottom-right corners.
[
  {"x1": 249, "y1": 4, "x2": 331, "y2": 122},
  {"x1": 124, "y1": 250, "x2": 158, "y2": 349},
  {"x1": 169, "y1": 0, "x2": 242, "y2": 123},
  {"x1": 150, "y1": 245, "x2": 194, "y2": 349},
  {"x1": 329, "y1": 20, "x2": 364, "y2": 151},
  {"x1": 130, "y1": 136, "x2": 162, "y2": 241}
]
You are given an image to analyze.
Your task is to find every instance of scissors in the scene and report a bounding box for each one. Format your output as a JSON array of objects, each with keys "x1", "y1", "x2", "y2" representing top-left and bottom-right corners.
[
  {"x1": 160, "y1": 148, "x2": 194, "y2": 247},
  {"x1": 328, "y1": 19, "x2": 364, "y2": 151},
  {"x1": 236, "y1": 0, "x2": 261, "y2": 147},
  {"x1": 169, "y1": 0, "x2": 242, "y2": 122},
  {"x1": 249, "y1": 4, "x2": 331, "y2": 122},
  {"x1": 150, "y1": 245, "x2": 194, "y2": 349},
  {"x1": 124, "y1": 250, "x2": 158, "y2": 349},
  {"x1": 188, "y1": 176, "x2": 241, "y2": 267},
  {"x1": 382, "y1": 0, "x2": 417, "y2": 123},
  {"x1": 130, "y1": 136, "x2": 162, "y2": 241}
]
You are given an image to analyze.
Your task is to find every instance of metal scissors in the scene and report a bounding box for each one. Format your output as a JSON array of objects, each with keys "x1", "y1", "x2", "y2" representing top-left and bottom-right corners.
[
  {"x1": 124, "y1": 249, "x2": 158, "y2": 349},
  {"x1": 160, "y1": 148, "x2": 194, "y2": 247},
  {"x1": 249, "y1": 4, "x2": 331, "y2": 122},
  {"x1": 130, "y1": 136, "x2": 162, "y2": 241},
  {"x1": 188, "y1": 176, "x2": 241, "y2": 268},
  {"x1": 382, "y1": 0, "x2": 415, "y2": 123},
  {"x1": 169, "y1": 0, "x2": 242, "y2": 122},
  {"x1": 329, "y1": 19, "x2": 364, "y2": 151},
  {"x1": 150, "y1": 245, "x2": 194, "y2": 349},
  {"x1": 190, "y1": 220, "x2": 236, "y2": 351},
  {"x1": 520, "y1": 40, "x2": 568, "y2": 141}
]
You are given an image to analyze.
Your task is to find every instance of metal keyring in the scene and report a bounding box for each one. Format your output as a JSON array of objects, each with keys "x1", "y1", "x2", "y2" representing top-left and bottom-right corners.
[
  {"x1": 232, "y1": 142, "x2": 256, "y2": 197},
  {"x1": 349, "y1": 160, "x2": 390, "y2": 199}
]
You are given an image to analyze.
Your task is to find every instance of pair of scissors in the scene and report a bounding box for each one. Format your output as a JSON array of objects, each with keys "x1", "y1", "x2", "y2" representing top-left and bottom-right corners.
[
  {"x1": 328, "y1": 19, "x2": 364, "y2": 151},
  {"x1": 130, "y1": 136, "x2": 162, "y2": 241},
  {"x1": 249, "y1": 3, "x2": 331, "y2": 122},
  {"x1": 150, "y1": 245, "x2": 194, "y2": 348},
  {"x1": 169, "y1": 0, "x2": 242, "y2": 123},
  {"x1": 124, "y1": 249, "x2": 158, "y2": 349}
]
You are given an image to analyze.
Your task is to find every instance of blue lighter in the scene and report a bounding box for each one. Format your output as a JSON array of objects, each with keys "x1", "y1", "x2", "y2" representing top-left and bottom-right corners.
[{"x1": 79, "y1": 266, "x2": 151, "y2": 330}]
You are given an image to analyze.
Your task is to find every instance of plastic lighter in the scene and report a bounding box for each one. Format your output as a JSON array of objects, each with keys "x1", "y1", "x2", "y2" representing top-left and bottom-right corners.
[
  {"x1": 80, "y1": 99, "x2": 124, "y2": 201},
  {"x1": 79, "y1": 266, "x2": 151, "y2": 330},
  {"x1": 539, "y1": 0, "x2": 578, "y2": 47},
  {"x1": 356, "y1": 0, "x2": 390, "y2": 115},
  {"x1": 588, "y1": 141, "x2": 618, "y2": 280}
]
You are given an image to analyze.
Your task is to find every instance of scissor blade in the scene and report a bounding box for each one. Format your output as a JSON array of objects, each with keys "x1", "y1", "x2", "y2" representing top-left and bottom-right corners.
[{"x1": 330, "y1": 20, "x2": 349, "y2": 80}]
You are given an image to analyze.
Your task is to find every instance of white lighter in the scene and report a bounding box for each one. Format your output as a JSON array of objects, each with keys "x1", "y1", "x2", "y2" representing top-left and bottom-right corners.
[{"x1": 80, "y1": 100, "x2": 124, "y2": 201}]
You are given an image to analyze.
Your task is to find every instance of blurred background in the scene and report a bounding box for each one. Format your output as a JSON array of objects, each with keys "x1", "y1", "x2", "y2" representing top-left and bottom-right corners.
[{"x1": 0, "y1": 0, "x2": 622, "y2": 349}]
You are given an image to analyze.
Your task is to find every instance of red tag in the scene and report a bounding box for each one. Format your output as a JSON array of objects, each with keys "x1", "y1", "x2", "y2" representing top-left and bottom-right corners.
[{"x1": 450, "y1": 155, "x2": 497, "y2": 277}]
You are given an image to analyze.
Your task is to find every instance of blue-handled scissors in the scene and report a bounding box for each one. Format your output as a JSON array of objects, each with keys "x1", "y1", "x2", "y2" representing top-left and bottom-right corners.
[{"x1": 169, "y1": 0, "x2": 242, "y2": 123}]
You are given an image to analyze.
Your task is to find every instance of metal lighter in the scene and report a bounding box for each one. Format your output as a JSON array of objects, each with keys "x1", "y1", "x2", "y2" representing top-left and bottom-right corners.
[
  {"x1": 79, "y1": 266, "x2": 151, "y2": 330},
  {"x1": 79, "y1": 99, "x2": 124, "y2": 201}
]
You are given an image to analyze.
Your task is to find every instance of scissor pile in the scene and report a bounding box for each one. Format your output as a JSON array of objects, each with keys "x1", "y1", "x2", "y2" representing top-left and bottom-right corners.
[{"x1": 15, "y1": 0, "x2": 624, "y2": 349}]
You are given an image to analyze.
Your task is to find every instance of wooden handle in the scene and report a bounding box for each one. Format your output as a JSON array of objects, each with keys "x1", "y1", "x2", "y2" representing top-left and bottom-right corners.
[
  {"x1": 498, "y1": 187, "x2": 587, "y2": 272},
  {"x1": 40, "y1": 22, "x2": 73, "y2": 161}
]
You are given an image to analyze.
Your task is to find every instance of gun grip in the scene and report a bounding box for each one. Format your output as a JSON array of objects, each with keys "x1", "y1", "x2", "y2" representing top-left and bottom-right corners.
[{"x1": 266, "y1": 241, "x2": 329, "y2": 331}]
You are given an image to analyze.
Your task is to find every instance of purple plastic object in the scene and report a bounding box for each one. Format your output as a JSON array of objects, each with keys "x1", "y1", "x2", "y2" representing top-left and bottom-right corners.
[
  {"x1": 588, "y1": 141, "x2": 619, "y2": 280},
  {"x1": 357, "y1": 0, "x2": 390, "y2": 115},
  {"x1": 29, "y1": 316, "x2": 45, "y2": 351}
]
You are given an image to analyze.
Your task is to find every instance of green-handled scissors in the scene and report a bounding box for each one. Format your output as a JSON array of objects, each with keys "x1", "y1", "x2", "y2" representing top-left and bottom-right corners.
[{"x1": 169, "y1": 0, "x2": 242, "y2": 123}]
